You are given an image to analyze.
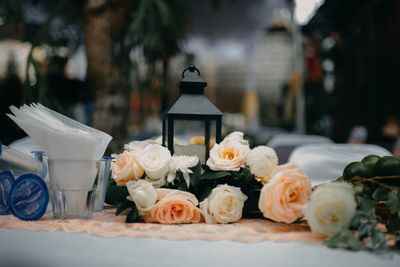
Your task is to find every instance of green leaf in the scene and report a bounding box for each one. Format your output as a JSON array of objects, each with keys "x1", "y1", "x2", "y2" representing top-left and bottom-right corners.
[
  {"x1": 387, "y1": 215, "x2": 400, "y2": 234},
  {"x1": 200, "y1": 171, "x2": 231, "y2": 180},
  {"x1": 323, "y1": 232, "x2": 342, "y2": 248},
  {"x1": 358, "y1": 222, "x2": 375, "y2": 240},
  {"x1": 243, "y1": 191, "x2": 260, "y2": 214},
  {"x1": 125, "y1": 206, "x2": 139, "y2": 223},
  {"x1": 357, "y1": 195, "x2": 375, "y2": 212},
  {"x1": 350, "y1": 212, "x2": 363, "y2": 229},
  {"x1": 230, "y1": 171, "x2": 242, "y2": 184},
  {"x1": 108, "y1": 177, "x2": 116, "y2": 186},
  {"x1": 323, "y1": 229, "x2": 362, "y2": 251},
  {"x1": 372, "y1": 187, "x2": 390, "y2": 202},
  {"x1": 371, "y1": 231, "x2": 387, "y2": 251},
  {"x1": 105, "y1": 185, "x2": 129, "y2": 206},
  {"x1": 346, "y1": 234, "x2": 363, "y2": 251},
  {"x1": 239, "y1": 167, "x2": 253, "y2": 185},
  {"x1": 190, "y1": 173, "x2": 200, "y2": 192},
  {"x1": 396, "y1": 239, "x2": 400, "y2": 250},
  {"x1": 197, "y1": 186, "x2": 212, "y2": 202},
  {"x1": 191, "y1": 161, "x2": 202, "y2": 177},
  {"x1": 176, "y1": 171, "x2": 189, "y2": 191},
  {"x1": 201, "y1": 164, "x2": 210, "y2": 172},
  {"x1": 189, "y1": 161, "x2": 202, "y2": 192},
  {"x1": 386, "y1": 191, "x2": 400, "y2": 213},
  {"x1": 116, "y1": 199, "x2": 133, "y2": 216}
]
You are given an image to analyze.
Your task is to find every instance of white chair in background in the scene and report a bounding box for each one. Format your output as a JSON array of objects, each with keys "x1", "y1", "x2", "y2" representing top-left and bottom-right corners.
[
  {"x1": 267, "y1": 134, "x2": 333, "y2": 164},
  {"x1": 289, "y1": 143, "x2": 392, "y2": 186}
]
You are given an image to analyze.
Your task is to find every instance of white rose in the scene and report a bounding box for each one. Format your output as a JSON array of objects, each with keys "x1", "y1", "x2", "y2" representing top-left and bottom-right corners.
[
  {"x1": 167, "y1": 155, "x2": 199, "y2": 188},
  {"x1": 223, "y1": 131, "x2": 249, "y2": 146},
  {"x1": 138, "y1": 144, "x2": 171, "y2": 187},
  {"x1": 246, "y1": 146, "x2": 278, "y2": 183},
  {"x1": 206, "y1": 139, "x2": 250, "y2": 171},
  {"x1": 124, "y1": 140, "x2": 157, "y2": 158},
  {"x1": 303, "y1": 182, "x2": 357, "y2": 236},
  {"x1": 200, "y1": 184, "x2": 248, "y2": 224},
  {"x1": 126, "y1": 180, "x2": 157, "y2": 215}
]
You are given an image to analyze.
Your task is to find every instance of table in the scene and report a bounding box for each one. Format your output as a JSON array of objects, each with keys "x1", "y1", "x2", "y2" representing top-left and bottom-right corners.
[{"x1": 0, "y1": 219, "x2": 399, "y2": 267}]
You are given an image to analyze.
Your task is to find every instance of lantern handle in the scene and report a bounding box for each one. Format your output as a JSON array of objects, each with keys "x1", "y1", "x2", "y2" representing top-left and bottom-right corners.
[{"x1": 182, "y1": 64, "x2": 200, "y2": 78}]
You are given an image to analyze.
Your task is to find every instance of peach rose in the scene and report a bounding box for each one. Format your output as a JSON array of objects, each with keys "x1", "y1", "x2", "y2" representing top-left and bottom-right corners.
[
  {"x1": 258, "y1": 163, "x2": 311, "y2": 223},
  {"x1": 206, "y1": 139, "x2": 249, "y2": 171},
  {"x1": 144, "y1": 189, "x2": 203, "y2": 224},
  {"x1": 111, "y1": 151, "x2": 144, "y2": 186}
]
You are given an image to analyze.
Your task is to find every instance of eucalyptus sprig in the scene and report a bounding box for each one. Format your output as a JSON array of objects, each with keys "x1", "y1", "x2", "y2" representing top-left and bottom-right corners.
[
  {"x1": 324, "y1": 183, "x2": 400, "y2": 252},
  {"x1": 348, "y1": 175, "x2": 400, "y2": 192}
]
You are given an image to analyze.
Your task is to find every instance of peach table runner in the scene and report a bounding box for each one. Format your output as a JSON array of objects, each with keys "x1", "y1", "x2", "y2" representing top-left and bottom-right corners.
[{"x1": 0, "y1": 208, "x2": 327, "y2": 244}]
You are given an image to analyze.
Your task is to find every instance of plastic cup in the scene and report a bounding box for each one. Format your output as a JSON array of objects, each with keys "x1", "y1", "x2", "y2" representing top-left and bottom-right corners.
[
  {"x1": 47, "y1": 159, "x2": 99, "y2": 220},
  {"x1": 32, "y1": 151, "x2": 52, "y2": 214},
  {"x1": 0, "y1": 141, "x2": 47, "y2": 179},
  {"x1": 93, "y1": 156, "x2": 114, "y2": 212}
]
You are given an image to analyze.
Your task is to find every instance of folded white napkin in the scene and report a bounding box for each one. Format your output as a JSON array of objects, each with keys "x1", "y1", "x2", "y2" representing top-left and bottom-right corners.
[
  {"x1": 7, "y1": 104, "x2": 113, "y2": 189},
  {"x1": 7, "y1": 103, "x2": 112, "y2": 160}
]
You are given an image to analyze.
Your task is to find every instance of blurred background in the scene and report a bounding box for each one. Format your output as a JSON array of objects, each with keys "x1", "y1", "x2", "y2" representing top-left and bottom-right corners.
[{"x1": 1, "y1": 0, "x2": 400, "y2": 156}]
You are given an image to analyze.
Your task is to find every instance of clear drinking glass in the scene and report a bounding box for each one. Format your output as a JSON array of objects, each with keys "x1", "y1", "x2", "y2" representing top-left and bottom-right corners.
[{"x1": 47, "y1": 159, "x2": 100, "y2": 220}]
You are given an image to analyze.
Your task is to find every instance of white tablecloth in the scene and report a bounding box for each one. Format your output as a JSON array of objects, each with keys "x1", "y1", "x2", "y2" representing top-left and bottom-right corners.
[{"x1": 0, "y1": 228, "x2": 399, "y2": 267}]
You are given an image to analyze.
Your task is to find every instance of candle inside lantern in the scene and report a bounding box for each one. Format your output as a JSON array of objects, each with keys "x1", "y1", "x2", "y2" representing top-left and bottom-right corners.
[{"x1": 174, "y1": 144, "x2": 206, "y2": 164}]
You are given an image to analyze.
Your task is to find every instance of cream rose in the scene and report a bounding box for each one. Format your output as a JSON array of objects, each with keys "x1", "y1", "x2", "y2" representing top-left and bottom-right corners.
[
  {"x1": 303, "y1": 182, "x2": 357, "y2": 236},
  {"x1": 110, "y1": 151, "x2": 144, "y2": 186},
  {"x1": 223, "y1": 131, "x2": 249, "y2": 146},
  {"x1": 167, "y1": 155, "x2": 199, "y2": 188},
  {"x1": 138, "y1": 144, "x2": 171, "y2": 187},
  {"x1": 246, "y1": 146, "x2": 278, "y2": 184},
  {"x1": 126, "y1": 180, "x2": 157, "y2": 214},
  {"x1": 206, "y1": 139, "x2": 249, "y2": 171},
  {"x1": 258, "y1": 163, "x2": 311, "y2": 223},
  {"x1": 144, "y1": 189, "x2": 203, "y2": 224},
  {"x1": 200, "y1": 184, "x2": 248, "y2": 224},
  {"x1": 124, "y1": 140, "x2": 157, "y2": 158}
]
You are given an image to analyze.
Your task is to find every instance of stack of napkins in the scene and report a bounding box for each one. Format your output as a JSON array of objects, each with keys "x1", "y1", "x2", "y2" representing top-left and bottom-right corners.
[
  {"x1": 7, "y1": 103, "x2": 112, "y2": 160},
  {"x1": 7, "y1": 104, "x2": 113, "y2": 190}
]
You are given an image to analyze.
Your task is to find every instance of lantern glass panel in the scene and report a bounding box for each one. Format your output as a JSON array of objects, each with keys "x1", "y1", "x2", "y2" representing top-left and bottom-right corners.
[{"x1": 171, "y1": 119, "x2": 216, "y2": 163}]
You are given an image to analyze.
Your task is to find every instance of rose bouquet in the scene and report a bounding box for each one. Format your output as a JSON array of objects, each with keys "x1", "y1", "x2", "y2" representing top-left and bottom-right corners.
[
  {"x1": 106, "y1": 131, "x2": 313, "y2": 224},
  {"x1": 105, "y1": 131, "x2": 400, "y2": 252}
]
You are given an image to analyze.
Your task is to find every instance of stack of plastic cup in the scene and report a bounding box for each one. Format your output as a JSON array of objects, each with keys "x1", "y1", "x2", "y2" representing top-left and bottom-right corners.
[{"x1": 0, "y1": 141, "x2": 46, "y2": 179}]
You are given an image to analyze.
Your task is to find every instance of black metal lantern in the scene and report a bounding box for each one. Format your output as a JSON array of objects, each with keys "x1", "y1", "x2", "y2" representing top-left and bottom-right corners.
[{"x1": 162, "y1": 64, "x2": 223, "y2": 161}]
